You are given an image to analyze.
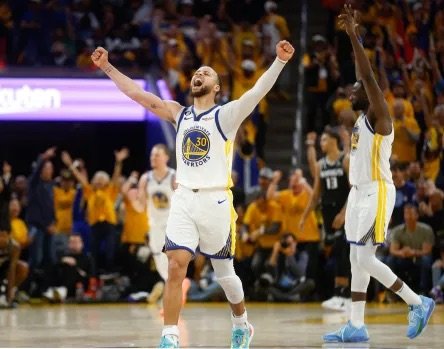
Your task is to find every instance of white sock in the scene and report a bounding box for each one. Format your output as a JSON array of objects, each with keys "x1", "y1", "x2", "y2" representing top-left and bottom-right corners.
[
  {"x1": 350, "y1": 301, "x2": 365, "y2": 328},
  {"x1": 162, "y1": 325, "x2": 179, "y2": 338},
  {"x1": 231, "y1": 310, "x2": 249, "y2": 329},
  {"x1": 395, "y1": 283, "x2": 421, "y2": 305}
]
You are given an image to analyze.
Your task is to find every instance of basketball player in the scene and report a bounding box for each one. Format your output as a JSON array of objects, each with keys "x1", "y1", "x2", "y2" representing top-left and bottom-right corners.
[
  {"x1": 301, "y1": 128, "x2": 351, "y2": 311},
  {"x1": 136, "y1": 144, "x2": 190, "y2": 304},
  {"x1": 91, "y1": 40, "x2": 294, "y2": 348},
  {"x1": 323, "y1": 5, "x2": 435, "y2": 342},
  {"x1": 138, "y1": 144, "x2": 176, "y2": 282}
]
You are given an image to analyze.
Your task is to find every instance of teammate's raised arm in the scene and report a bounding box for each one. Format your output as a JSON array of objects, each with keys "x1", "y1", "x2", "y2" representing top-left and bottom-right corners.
[
  {"x1": 91, "y1": 47, "x2": 182, "y2": 123},
  {"x1": 338, "y1": 5, "x2": 391, "y2": 135}
]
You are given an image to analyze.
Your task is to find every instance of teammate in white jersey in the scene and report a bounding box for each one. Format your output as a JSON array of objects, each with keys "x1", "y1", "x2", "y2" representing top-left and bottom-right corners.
[
  {"x1": 324, "y1": 5, "x2": 435, "y2": 343},
  {"x1": 139, "y1": 144, "x2": 175, "y2": 282},
  {"x1": 91, "y1": 40, "x2": 294, "y2": 348}
]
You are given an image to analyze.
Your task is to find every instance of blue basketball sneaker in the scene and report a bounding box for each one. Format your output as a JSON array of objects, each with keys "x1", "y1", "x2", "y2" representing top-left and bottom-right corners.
[
  {"x1": 406, "y1": 295, "x2": 435, "y2": 339},
  {"x1": 323, "y1": 321, "x2": 369, "y2": 342},
  {"x1": 159, "y1": 335, "x2": 179, "y2": 348},
  {"x1": 231, "y1": 323, "x2": 254, "y2": 349}
]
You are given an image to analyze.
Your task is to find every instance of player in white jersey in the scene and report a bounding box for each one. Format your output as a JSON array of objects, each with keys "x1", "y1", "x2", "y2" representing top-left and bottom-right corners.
[
  {"x1": 138, "y1": 144, "x2": 175, "y2": 282},
  {"x1": 324, "y1": 5, "x2": 435, "y2": 343},
  {"x1": 91, "y1": 40, "x2": 294, "y2": 348}
]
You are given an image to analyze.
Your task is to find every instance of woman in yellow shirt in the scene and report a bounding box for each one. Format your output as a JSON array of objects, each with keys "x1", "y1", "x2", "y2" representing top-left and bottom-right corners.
[
  {"x1": 392, "y1": 99, "x2": 421, "y2": 163},
  {"x1": 120, "y1": 172, "x2": 149, "y2": 276},
  {"x1": 52, "y1": 170, "x2": 76, "y2": 261},
  {"x1": 243, "y1": 193, "x2": 283, "y2": 279},
  {"x1": 9, "y1": 198, "x2": 29, "y2": 249},
  {"x1": 61, "y1": 148, "x2": 129, "y2": 273}
]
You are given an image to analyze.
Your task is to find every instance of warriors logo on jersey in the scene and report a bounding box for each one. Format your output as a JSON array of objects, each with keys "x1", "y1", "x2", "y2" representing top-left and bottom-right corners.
[
  {"x1": 182, "y1": 126, "x2": 211, "y2": 167},
  {"x1": 351, "y1": 123, "x2": 360, "y2": 152},
  {"x1": 151, "y1": 192, "x2": 170, "y2": 210}
]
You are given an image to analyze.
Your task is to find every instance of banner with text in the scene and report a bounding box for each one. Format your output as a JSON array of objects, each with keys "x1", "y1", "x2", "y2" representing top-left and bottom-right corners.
[{"x1": 0, "y1": 78, "x2": 146, "y2": 121}]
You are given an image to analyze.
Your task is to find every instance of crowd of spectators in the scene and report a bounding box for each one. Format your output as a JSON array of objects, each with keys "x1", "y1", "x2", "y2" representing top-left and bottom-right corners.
[{"x1": 0, "y1": 0, "x2": 291, "y2": 168}]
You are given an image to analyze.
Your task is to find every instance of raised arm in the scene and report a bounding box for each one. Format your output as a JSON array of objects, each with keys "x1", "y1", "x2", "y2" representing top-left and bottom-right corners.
[
  {"x1": 266, "y1": 170, "x2": 282, "y2": 201},
  {"x1": 305, "y1": 132, "x2": 318, "y2": 180},
  {"x1": 61, "y1": 151, "x2": 88, "y2": 187},
  {"x1": 339, "y1": 5, "x2": 391, "y2": 135},
  {"x1": 299, "y1": 161, "x2": 321, "y2": 230},
  {"x1": 429, "y1": 36, "x2": 443, "y2": 85},
  {"x1": 121, "y1": 171, "x2": 146, "y2": 213},
  {"x1": 91, "y1": 47, "x2": 183, "y2": 123},
  {"x1": 219, "y1": 41, "x2": 295, "y2": 136},
  {"x1": 29, "y1": 147, "x2": 56, "y2": 187},
  {"x1": 112, "y1": 148, "x2": 129, "y2": 186}
]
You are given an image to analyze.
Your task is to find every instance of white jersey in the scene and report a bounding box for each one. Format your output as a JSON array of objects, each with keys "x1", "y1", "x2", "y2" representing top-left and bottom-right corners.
[
  {"x1": 173, "y1": 58, "x2": 286, "y2": 190},
  {"x1": 349, "y1": 114, "x2": 394, "y2": 186},
  {"x1": 175, "y1": 105, "x2": 234, "y2": 189},
  {"x1": 146, "y1": 168, "x2": 175, "y2": 229}
]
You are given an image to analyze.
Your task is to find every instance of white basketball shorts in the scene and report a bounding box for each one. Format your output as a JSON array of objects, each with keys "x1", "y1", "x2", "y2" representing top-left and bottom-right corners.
[
  {"x1": 165, "y1": 185, "x2": 237, "y2": 258},
  {"x1": 345, "y1": 181, "x2": 395, "y2": 245}
]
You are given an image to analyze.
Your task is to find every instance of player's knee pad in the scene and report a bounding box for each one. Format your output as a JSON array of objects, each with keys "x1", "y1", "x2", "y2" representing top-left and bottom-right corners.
[{"x1": 217, "y1": 275, "x2": 244, "y2": 304}]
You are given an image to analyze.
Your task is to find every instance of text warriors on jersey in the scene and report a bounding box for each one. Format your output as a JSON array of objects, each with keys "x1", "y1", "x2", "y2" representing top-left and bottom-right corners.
[{"x1": 182, "y1": 125, "x2": 211, "y2": 167}]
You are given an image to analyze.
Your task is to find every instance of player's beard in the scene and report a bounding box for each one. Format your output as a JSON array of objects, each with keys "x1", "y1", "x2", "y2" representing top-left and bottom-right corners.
[
  {"x1": 191, "y1": 85, "x2": 210, "y2": 98},
  {"x1": 351, "y1": 98, "x2": 369, "y2": 112}
]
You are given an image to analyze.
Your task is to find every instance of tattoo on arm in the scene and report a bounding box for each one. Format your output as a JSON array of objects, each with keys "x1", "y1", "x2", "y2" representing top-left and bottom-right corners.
[
  {"x1": 150, "y1": 103, "x2": 158, "y2": 109},
  {"x1": 103, "y1": 65, "x2": 113, "y2": 74}
]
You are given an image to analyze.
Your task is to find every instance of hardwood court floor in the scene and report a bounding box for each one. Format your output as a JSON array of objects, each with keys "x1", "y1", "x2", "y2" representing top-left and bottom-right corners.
[{"x1": 0, "y1": 302, "x2": 443, "y2": 348}]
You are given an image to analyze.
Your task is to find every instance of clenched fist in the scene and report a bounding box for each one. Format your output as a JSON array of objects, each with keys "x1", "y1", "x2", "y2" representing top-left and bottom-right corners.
[
  {"x1": 276, "y1": 40, "x2": 295, "y2": 62},
  {"x1": 91, "y1": 47, "x2": 109, "y2": 69}
]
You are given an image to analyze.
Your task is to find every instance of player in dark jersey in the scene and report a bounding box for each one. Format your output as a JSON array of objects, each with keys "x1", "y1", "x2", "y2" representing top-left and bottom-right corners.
[{"x1": 301, "y1": 127, "x2": 350, "y2": 311}]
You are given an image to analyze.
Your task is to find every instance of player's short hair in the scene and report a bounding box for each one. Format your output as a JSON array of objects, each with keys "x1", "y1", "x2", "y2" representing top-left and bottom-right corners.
[
  {"x1": 152, "y1": 143, "x2": 170, "y2": 157},
  {"x1": 323, "y1": 126, "x2": 342, "y2": 148}
]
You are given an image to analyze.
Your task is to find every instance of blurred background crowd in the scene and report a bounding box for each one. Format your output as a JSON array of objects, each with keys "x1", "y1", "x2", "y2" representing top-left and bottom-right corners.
[{"x1": 0, "y1": 0, "x2": 444, "y2": 308}]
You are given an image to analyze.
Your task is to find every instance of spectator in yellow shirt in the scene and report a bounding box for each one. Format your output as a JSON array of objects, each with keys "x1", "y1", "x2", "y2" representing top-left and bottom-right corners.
[
  {"x1": 9, "y1": 198, "x2": 29, "y2": 250},
  {"x1": 261, "y1": 1, "x2": 290, "y2": 61},
  {"x1": 196, "y1": 23, "x2": 233, "y2": 99},
  {"x1": 163, "y1": 38, "x2": 187, "y2": 72},
  {"x1": 392, "y1": 99, "x2": 421, "y2": 163},
  {"x1": 267, "y1": 168, "x2": 321, "y2": 280},
  {"x1": 243, "y1": 192, "x2": 282, "y2": 280},
  {"x1": 423, "y1": 105, "x2": 444, "y2": 181},
  {"x1": 61, "y1": 148, "x2": 129, "y2": 273},
  {"x1": 120, "y1": 171, "x2": 149, "y2": 278},
  {"x1": 384, "y1": 81, "x2": 415, "y2": 120},
  {"x1": 52, "y1": 170, "x2": 76, "y2": 261}
]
